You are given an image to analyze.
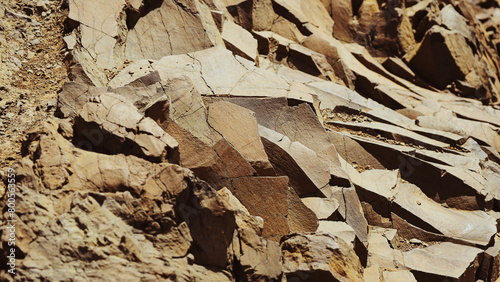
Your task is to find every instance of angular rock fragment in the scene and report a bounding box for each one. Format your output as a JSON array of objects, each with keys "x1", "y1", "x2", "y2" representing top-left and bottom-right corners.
[
  {"x1": 281, "y1": 233, "x2": 364, "y2": 282},
  {"x1": 259, "y1": 125, "x2": 330, "y2": 195},
  {"x1": 215, "y1": 97, "x2": 349, "y2": 184},
  {"x1": 330, "y1": 186, "x2": 369, "y2": 244},
  {"x1": 301, "y1": 197, "x2": 339, "y2": 220},
  {"x1": 208, "y1": 101, "x2": 273, "y2": 175},
  {"x1": 74, "y1": 93, "x2": 178, "y2": 163},
  {"x1": 404, "y1": 242, "x2": 482, "y2": 281},
  {"x1": 221, "y1": 20, "x2": 258, "y2": 61},
  {"x1": 224, "y1": 176, "x2": 290, "y2": 240},
  {"x1": 286, "y1": 187, "x2": 319, "y2": 234}
]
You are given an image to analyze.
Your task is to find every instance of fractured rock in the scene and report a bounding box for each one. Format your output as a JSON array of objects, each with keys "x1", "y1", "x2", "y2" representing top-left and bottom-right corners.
[
  {"x1": 221, "y1": 20, "x2": 258, "y2": 61},
  {"x1": 259, "y1": 125, "x2": 330, "y2": 195},
  {"x1": 208, "y1": 101, "x2": 273, "y2": 175},
  {"x1": 281, "y1": 233, "x2": 363, "y2": 281},
  {"x1": 403, "y1": 242, "x2": 483, "y2": 281},
  {"x1": 224, "y1": 176, "x2": 290, "y2": 240},
  {"x1": 74, "y1": 93, "x2": 179, "y2": 163},
  {"x1": 301, "y1": 197, "x2": 339, "y2": 220}
]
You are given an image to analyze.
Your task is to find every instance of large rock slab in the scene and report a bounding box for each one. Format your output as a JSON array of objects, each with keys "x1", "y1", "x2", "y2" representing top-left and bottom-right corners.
[
  {"x1": 224, "y1": 176, "x2": 290, "y2": 240},
  {"x1": 125, "y1": 0, "x2": 222, "y2": 62},
  {"x1": 221, "y1": 20, "x2": 258, "y2": 61},
  {"x1": 208, "y1": 101, "x2": 273, "y2": 175},
  {"x1": 403, "y1": 242, "x2": 482, "y2": 281},
  {"x1": 259, "y1": 125, "x2": 330, "y2": 195}
]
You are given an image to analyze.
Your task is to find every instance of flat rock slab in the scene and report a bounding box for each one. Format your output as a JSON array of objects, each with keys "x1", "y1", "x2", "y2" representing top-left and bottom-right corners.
[
  {"x1": 221, "y1": 20, "x2": 258, "y2": 61},
  {"x1": 404, "y1": 242, "x2": 482, "y2": 281},
  {"x1": 208, "y1": 101, "x2": 273, "y2": 175},
  {"x1": 259, "y1": 125, "x2": 330, "y2": 195},
  {"x1": 226, "y1": 176, "x2": 290, "y2": 240},
  {"x1": 327, "y1": 120, "x2": 450, "y2": 150},
  {"x1": 301, "y1": 197, "x2": 339, "y2": 220}
]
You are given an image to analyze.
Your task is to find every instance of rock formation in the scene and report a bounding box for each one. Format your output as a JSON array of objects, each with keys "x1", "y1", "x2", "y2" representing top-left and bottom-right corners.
[{"x1": 1, "y1": 0, "x2": 500, "y2": 281}]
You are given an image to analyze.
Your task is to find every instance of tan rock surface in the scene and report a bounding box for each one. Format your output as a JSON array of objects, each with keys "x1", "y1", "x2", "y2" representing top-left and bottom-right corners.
[{"x1": 3, "y1": 0, "x2": 500, "y2": 280}]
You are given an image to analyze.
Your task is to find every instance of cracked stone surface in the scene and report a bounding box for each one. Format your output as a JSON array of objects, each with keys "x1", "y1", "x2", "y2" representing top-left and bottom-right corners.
[{"x1": 3, "y1": 0, "x2": 500, "y2": 280}]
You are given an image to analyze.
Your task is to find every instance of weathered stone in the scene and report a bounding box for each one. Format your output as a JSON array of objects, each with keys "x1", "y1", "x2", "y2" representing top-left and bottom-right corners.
[
  {"x1": 330, "y1": 186, "x2": 369, "y2": 244},
  {"x1": 273, "y1": 0, "x2": 334, "y2": 36},
  {"x1": 281, "y1": 233, "x2": 364, "y2": 281},
  {"x1": 403, "y1": 242, "x2": 482, "y2": 281},
  {"x1": 221, "y1": 20, "x2": 258, "y2": 61},
  {"x1": 215, "y1": 97, "x2": 349, "y2": 185},
  {"x1": 301, "y1": 197, "x2": 339, "y2": 220},
  {"x1": 208, "y1": 101, "x2": 273, "y2": 175},
  {"x1": 259, "y1": 125, "x2": 330, "y2": 195},
  {"x1": 366, "y1": 227, "x2": 406, "y2": 270},
  {"x1": 124, "y1": 0, "x2": 222, "y2": 62},
  {"x1": 317, "y1": 221, "x2": 356, "y2": 247},
  {"x1": 252, "y1": 0, "x2": 274, "y2": 31},
  {"x1": 165, "y1": 76, "x2": 222, "y2": 147},
  {"x1": 219, "y1": 188, "x2": 283, "y2": 281},
  {"x1": 225, "y1": 176, "x2": 290, "y2": 240},
  {"x1": 68, "y1": 0, "x2": 126, "y2": 69},
  {"x1": 74, "y1": 93, "x2": 179, "y2": 163},
  {"x1": 347, "y1": 163, "x2": 497, "y2": 246},
  {"x1": 286, "y1": 187, "x2": 319, "y2": 234}
]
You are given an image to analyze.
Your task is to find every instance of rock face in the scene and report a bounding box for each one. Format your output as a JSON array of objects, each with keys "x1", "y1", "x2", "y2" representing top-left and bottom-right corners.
[{"x1": 2, "y1": 0, "x2": 500, "y2": 281}]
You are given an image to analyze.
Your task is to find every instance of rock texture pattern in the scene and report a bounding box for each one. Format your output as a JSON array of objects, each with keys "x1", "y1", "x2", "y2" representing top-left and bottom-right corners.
[{"x1": 1, "y1": 0, "x2": 500, "y2": 281}]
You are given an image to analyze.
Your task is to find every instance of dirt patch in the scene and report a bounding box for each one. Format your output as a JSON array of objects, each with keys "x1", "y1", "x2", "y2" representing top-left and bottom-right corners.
[{"x1": 0, "y1": 0, "x2": 68, "y2": 170}]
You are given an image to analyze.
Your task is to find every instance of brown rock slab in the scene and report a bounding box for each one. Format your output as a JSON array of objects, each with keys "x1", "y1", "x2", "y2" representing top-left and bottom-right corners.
[
  {"x1": 259, "y1": 125, "x2": 330, "y2": 195},
  {"x1": 226, "y1": 176, "x2": 290, "y2": 240},
  {"x1": 221, "y1": 20, "x2": 258, "y2": 61},
  {"x1": 403, "y1": 242, "x2": 482, "y2": 281},
  {"x1": 286, "y1": 187, "x2": 319, "y2": 234},
  {"x1": 208, "y1": 101, "x2": 273, "y2": 175},
  {"x1": 301, "y1": 197, "x2": 339, "y2": 220},
  {"x1": 124, "y1": 0, "x2": 221, "y2": 62}
]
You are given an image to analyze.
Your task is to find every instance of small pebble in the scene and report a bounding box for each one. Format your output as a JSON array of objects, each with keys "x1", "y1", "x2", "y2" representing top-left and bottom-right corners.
[
  {"x1": 5, "y1": 113, "x2": 14, "y2": 119},
  {"x1": 409, "y1": 238, "x2": 422, "y2": 244},
  {"x1": 30, "y1": 38, "x2": 40, "y2": 45}
]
